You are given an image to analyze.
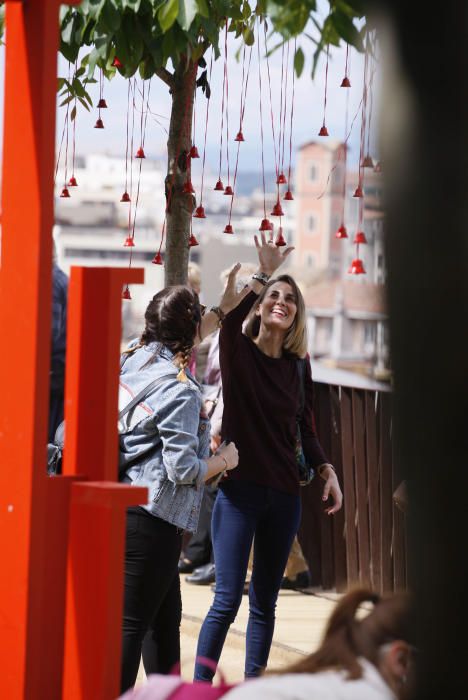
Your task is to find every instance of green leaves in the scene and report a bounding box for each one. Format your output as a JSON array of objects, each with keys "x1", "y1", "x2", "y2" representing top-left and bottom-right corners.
[
  {"x1": 159, "y1": 0, "x2": 179, "y2": 32},
  {"x1": 52, "y1": 0, "x2": 370, "y2": 95},
  {"x1": 178, "y1": 0, "x2": 197, "y2": 31},
  {"x1": 294, "y1": 46, "x2": 304, "y2": 77}
]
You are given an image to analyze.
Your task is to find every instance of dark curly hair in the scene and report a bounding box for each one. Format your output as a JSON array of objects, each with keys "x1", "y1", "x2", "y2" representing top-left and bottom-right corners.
[{"x1": 138, "y1": 286, "x2": 202, "y2": 376}]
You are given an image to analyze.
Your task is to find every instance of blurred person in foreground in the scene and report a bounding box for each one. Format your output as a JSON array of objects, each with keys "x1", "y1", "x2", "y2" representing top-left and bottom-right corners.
[{"x1": 223, "y1": 588, "x2": 415, "y2": 700}]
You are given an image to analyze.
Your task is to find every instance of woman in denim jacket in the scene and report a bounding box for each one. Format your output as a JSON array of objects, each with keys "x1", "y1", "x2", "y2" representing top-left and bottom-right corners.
[{"x1": 119, "y1": 270, "x2": 247, "y2": 693}]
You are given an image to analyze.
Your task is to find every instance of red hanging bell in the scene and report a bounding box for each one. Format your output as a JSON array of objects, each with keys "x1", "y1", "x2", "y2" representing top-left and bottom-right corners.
[
  {"x1": 189, "y1": 145, "x2": 200, "y2": 159},
  {"x1": 353, "y1": 231, "x2": 367, "y2": 245},
  {"x1": 271, "y1": 201, "x2": 284, "y2": 217},
  {"x1": 340, "y1": 76, "x2": 351, "y2": 88},
  {"x1": 318, "y1": 124, "x2": 329, "y2": 137},
  {"x1": 68, "y1": 176, "x2": 78, "y2": 187},
  {"x1": 224, "y1": 223, "x2": 234, "y2": 234},
  {"x1": 120, "y1": 191, "x2": 131, "y2": 203},
  {"x1": 283, "y1": 190, "x2": 294, "y2": 201},
  {"x1": 112, "y1": 57, "x2": 123, "y2": 68},
  {"x1": 152, "y1": 251, "x2": 163, "y2": 265},
  {"x1": 135, "y1": 146, "x2": 145, "y2": 159},
  {"x1": 97, "y1": 98, "x2": 108, "y2": 109},
  {"x1": 374, "y1": 161, "x2": 382, "y2": 173},
  {"x1": 122, "y1": 286, "x2": 131, "y2": 300},
  {"x1": 183, "y1": 180, "x2": 195, "y2": 194},
  {"x1": 259, "y1": 218, "x2": 273, "y2": 231},
  {"x1": 189, "y1": 233, "x2": 199, "y2": 247},
  {"x1": 60, "y1": 187, "x2": 70, "y2": 198},
  {"x1": 94, "y1": 118, "x2": 104, "y2": 129},
  {"x1": 276, "y1": 172, "x2": 287, "y2": 185},
  {"x1": 348, "y1": 258, "x2": 366, "y2": 275},
  {"x1": 234, "y1": 130, "x2": 245, "y2": 142},
  {"x1": 224, "y1": 185, "x2": 233, "y2": 196},
  {"x1": 194, "y1": 205, "x2": 206, "y2": 219},
  {"x1": 362, "y1": 154, "x2": 374, "y2": 168},
  {"x1": 214, "y1": 179, "x2": 224, "y2": 191},
  {"x1": 353, "y1": 185, "x2": 363, "y2": 198},
  {"x1": 123, "y1": 236, "x2": 135, "y2": 248},
  {"x1": 275, "y1": 227, "x2": 286, "y2": 247},
  {"x1": 335, "y1": 224, "x2": 348, "y2": 239}
]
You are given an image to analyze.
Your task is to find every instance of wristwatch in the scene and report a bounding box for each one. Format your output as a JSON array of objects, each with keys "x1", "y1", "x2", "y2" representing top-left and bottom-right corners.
[
  {"x1": 251, "y1": 271, "x2": 270, "y2": 286},
  {"x1": 210, "y1": 306, "x2": 226, "y2": 326}
]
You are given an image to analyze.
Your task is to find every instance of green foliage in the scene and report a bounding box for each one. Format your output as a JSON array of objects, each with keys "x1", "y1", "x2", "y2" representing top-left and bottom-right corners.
[{"x1": 53, "y1": 0, "x2": 368, "y2": 97}]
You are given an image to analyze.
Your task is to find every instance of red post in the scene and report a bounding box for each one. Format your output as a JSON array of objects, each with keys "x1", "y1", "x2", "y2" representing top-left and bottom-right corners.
[
  {"x1": 0, "y1": 0, "x2": 76, "y2": 695},
  {"x1": 63, "y1": 483, "x2": 147, "y2": 700},
  {"x1": 63, "y1": 267, "x2": 144, "y2": 481}
]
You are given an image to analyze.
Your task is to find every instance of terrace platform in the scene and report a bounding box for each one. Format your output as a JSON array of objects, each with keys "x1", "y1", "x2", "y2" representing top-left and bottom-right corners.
[{"x1": 178, "y1": 578, "x2": 339, "y2": 683}]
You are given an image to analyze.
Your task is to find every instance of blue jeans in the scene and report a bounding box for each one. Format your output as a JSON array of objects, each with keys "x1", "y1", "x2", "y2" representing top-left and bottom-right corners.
[{"x1": 194, "y1": 480, "x2": 301, "y2": 681}]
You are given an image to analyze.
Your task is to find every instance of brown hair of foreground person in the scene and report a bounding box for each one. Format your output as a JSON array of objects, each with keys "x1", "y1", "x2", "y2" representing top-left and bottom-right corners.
[{"x1": 277, "y1": 588, "x2": 414, "y2": 683}]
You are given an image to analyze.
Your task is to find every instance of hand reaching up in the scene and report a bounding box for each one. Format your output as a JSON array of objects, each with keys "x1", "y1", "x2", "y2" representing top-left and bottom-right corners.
[{"x1": 254, "y1": 231, "x2": 294, "y2": 277}]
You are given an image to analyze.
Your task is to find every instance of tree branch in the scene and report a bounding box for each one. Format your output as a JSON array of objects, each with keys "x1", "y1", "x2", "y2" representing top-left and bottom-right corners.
[{"x1": 155, "y1": 67, "x2": 175, "y2": 88}]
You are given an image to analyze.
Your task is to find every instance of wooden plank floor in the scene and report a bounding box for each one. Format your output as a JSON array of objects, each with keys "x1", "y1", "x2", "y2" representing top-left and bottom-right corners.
[{"x1": 178, "y1": 579, "x2": 339, "y2": 683}]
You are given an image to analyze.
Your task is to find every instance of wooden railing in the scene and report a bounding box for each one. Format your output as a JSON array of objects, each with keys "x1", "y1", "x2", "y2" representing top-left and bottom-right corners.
[{"x1": 298, "y1": 380, "x2": 407, "y2": 594}]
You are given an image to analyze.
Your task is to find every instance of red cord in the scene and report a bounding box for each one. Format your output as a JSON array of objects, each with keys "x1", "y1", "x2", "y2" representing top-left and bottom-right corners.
[
  {"x1": 199, "y1": 50, "x2": 214, "y2": 207},
  {"x1": 263, "y1": 22, "x2": 279, "y2": 182},
  {"x1": 257, "y1": 19, "x2": 267, "y2": 218},
  {"x1": 321, "y1": 44, "x2": 330, "y2": 128},
  {"x1": 286, "y1": 39, "x2": 296, "y2": 190}
]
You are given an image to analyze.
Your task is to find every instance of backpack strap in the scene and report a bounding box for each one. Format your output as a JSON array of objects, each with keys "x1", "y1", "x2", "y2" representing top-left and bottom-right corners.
[
  {"x1": 296, "y1": 358, "x2": 307, "y2": 421},
  {"x1": 118, "y1": 373, "x2": 176, "y2": 421}
]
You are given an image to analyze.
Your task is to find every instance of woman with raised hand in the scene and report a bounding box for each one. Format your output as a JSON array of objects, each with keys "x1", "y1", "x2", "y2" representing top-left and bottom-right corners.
[
  {"x1": 119, "y1": 265, "x2": 249, "y2": 693},
  {"x1": 194, "y1": 233, "x2": 343, "y2": 683}
]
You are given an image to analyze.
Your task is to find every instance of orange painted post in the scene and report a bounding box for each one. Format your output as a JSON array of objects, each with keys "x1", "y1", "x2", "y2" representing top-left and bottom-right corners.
[
  {"x1": 0, "y1": 0, "x2": 77, "y2": 696},
  {"x1": 63, "y1": 483, "x2": 147, "y2": 700},
  {"x1": 60, "y1": 266, "x2": 147, "y2": 699},
  {"x1": 63, "y1": 267, "x2": 144, "y2": 481},
  {"x1": 41, "y1": 475, "x2": 82, "y2": 699}
]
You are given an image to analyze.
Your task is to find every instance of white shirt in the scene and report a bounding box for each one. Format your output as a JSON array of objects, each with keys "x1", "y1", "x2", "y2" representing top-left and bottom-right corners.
[{"x1": 222, "y1": 659, "x2": 396, "y2": 700}]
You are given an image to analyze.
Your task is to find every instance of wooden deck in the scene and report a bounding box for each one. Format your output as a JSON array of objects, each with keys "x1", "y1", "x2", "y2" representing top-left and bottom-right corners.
[{"x1": 178, "y1": 578, "x2": 339, "y2": 684}]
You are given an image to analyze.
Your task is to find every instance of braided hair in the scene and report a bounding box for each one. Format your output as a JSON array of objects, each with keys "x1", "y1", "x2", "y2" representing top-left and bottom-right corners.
[{"x1": 138, "y1": 285, "x2": 202, "y2": 381}]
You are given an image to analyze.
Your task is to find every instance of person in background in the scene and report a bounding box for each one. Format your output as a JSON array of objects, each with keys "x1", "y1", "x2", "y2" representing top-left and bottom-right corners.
[
  {"x1": 222, "y1": 588, "x2": 415, "y2": 700},
  {"x1": 194, "y1": 234, "x2": 343, "y2": 683},
  {"x1": 182, "y1": 264, "x2": 258, "y2": 586},
  {"x1": 49, "y1": 242, "x2": 69, "y2": 444},
  {"x1": 119, "y1": 265, "x2": 248, "y2": 693}
]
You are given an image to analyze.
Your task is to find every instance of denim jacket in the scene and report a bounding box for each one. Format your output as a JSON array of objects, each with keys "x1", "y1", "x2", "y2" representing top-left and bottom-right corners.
[{"x1": 118, "y1": 342, "x2": 210, "y2": 532}]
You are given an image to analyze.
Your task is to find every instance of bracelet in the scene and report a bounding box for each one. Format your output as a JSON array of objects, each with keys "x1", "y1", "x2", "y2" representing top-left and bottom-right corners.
[
  {"x1": 210, "y1": 306, "x2": 226, "y2": 326},
  {"x1": 318, "y1": 463, "x2": 336, "y2": 478},
  {"x1": 252, "y1": 271, "x2": 270, "y2": 286}
]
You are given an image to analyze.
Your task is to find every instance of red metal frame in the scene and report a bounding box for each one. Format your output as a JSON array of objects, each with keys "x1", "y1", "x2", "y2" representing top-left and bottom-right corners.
[{"x1": 0, "y1": 3, "x2": 147, "y2": 698}]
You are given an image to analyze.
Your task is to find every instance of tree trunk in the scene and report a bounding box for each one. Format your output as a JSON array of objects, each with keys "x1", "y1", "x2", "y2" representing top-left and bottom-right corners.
[
  {"x1": 376, "y1": 2, "x2": 468, "y2": 696},
  {"x1": 164, "y1": 62, "x2": 197, "y2": 287}
]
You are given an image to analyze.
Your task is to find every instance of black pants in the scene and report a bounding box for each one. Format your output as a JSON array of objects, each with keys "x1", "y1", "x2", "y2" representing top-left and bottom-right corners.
[
  {"x1": 121, "y1": 507, "x2": 183, "y2": 693},
  {"x1": 184, "y1": 484, "x2": 217, "y2": 565}
]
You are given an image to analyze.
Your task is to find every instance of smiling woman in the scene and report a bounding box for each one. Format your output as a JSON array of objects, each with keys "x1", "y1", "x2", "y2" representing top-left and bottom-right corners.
[{"x1": 194, "y1": 233, "x2": 343, "y2": 683}]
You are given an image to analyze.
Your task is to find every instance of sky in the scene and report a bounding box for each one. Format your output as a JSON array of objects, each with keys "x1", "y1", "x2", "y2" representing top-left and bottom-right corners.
[{"x1": 0, "y1": 13, "x2": 379, "y2": 177}]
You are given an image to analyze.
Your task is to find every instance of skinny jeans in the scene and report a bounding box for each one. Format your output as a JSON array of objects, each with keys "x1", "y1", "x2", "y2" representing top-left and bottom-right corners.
[
  {"x1": 194, "y1": 480, "x2": 301, "y2": 681},
  {"x1": 121, "y1": 507, "x2": 182, "y2": 693}
]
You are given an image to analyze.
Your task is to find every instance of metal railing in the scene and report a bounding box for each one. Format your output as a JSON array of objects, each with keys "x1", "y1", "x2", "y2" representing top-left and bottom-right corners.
[{"x1": 299, "y1": 381, "x2": 407, "y2": 593}]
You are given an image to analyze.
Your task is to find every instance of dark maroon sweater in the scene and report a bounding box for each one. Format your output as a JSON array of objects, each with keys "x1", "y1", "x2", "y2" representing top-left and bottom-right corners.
[{"x1": 220, "y1": 291, "x2": 328, "y2": 495}]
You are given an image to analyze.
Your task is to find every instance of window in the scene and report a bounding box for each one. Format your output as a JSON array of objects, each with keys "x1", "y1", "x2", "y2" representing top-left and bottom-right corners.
[
  {"x1": 305, "y1": 214, "x2": 317, "y2": 233},
  {"x1": 308, "y1": 162, "x2": 318, "y2": 182}
]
